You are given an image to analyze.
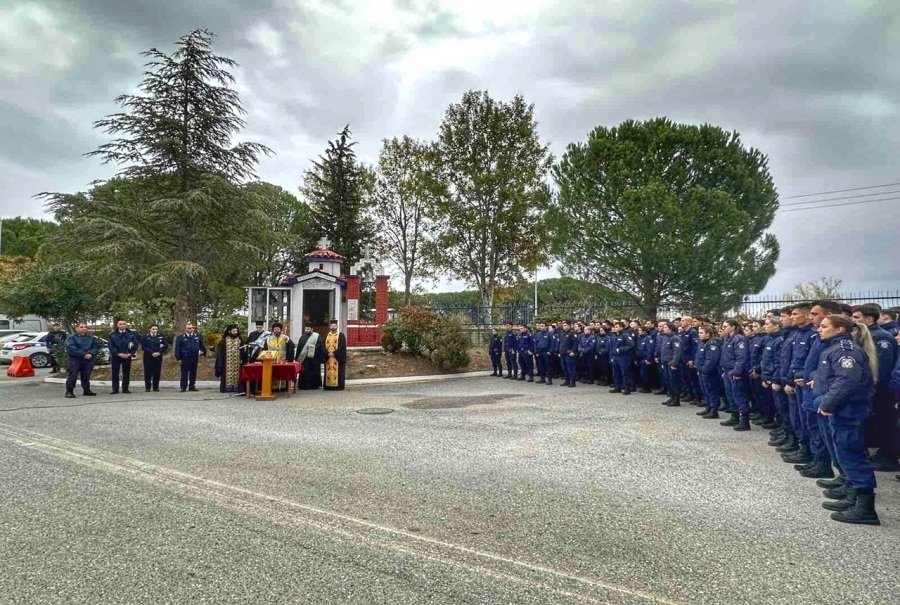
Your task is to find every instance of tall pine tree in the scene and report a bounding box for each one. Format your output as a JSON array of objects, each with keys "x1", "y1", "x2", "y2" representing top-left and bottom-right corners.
[
  {"x1": 41, "y1": 30, "x2": 273, "y2": 333},
  {"x1": 300, "y1": 125, "x2": 374, "y2": 268}
]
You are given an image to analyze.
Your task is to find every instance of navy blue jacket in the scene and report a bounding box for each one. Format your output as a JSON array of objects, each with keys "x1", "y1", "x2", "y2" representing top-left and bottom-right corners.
[
  {"x1": 655, "y1": 332, "x2": 668, "y2": 361},
  {"x1": 549, "y1": 329, "x2": 560, "y2": 356},
  {"x1": 661, "y1": 333, "x2": 683, "y2": 367},
  {"x1": 174, "y1": 332, "x2": 206, "y2": 360},
  {"x1": 637, "y1": 334, "x2": 650, "y2": 361},
  {"x1": 721, "y1": 333, "x2": 749, "y2": 376},
  {"x1": 65, "y1": 333, "x2": 100, "y2": 358},
  {"x1": 790, "y1": 323, "x2": 815, "y2": 382},
  {"x1": 141, "y1": 333, "x2": 168, "y2": 358},
  {"x1": 749, "y1": 333, "x2": 766, "y2": 374},
  {"x1": 778, "y1": 326, "x2": 796, "y2": 385},
  {"x1": 869, "y1": 324, "x2": 898, "y2": 387},
  {"x1": 558, "y1": 329, "x2": 577, "y2": 356},
  {"x1": 645, "y1": 330, "x2": 657, "y2": 361},
  {"x1": 595, "y1": 332, "x2": 609, "y2": 357},
  {"x1": 533, "y1": 329, "x2": 551, "y2": 352},
  {"x1": 761, "y1": 331, "x2": 785, "y2": 383},
  {"x1": 802, "y1": 332, "x2": 826, "y2": 383},
  {"x1": 518, "y1": 332, "x2": 534, "y2": 355},
  {"x1": 811, "y1": 334, "x2": 874, "y2": 420},
  {"x1": 503, "y1": 330, "x2": 518, "y2": 354},
  {"x1": 612, "y1": 332, "x2": 635, "y2": 358},
  {"x1": 108, "y1": 329, "x2": 140, "y2": 357},
  {"x1": 879, "y1": 321, "x2": 899, "y2": 337},
  {"x1": 891, "y1": 355, "x2": 900, "y2": 394},
  {"x1": 489, "y1": 334, "x2": 502, "y2": 355},
  {"x1": 681, "y1": 327, "x2": 697, "y2": 364},
  {"x1": 695, "y1": 338, "x2": 721, "y2": 376}
]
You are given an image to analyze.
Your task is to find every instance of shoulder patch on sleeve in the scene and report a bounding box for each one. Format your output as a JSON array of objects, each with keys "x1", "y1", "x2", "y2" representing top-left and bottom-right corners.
[
  {"x1": 838, "y1": 356, "x2": 856, "y2": 369},
  {"x1": 709, "y1": 345, "x2": 717, "y2": 351},
  {"x1": 878, "y1": 340, "x2": 890, "y2": 349},
  {"x1": 737, "y1": 343, "x2": 745, "y2": 349}
]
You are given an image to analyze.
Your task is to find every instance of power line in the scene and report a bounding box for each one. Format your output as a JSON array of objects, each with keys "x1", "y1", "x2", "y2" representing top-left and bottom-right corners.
[
  {"x1": 780, "y1": 188, "x2": 900, "y2": 207},
  {"x1": 780, "y1": 182, "x2": 900, "y2": 200},
  {"x1": 777, "y1": 195, "x2": 900, "y2": 213}
]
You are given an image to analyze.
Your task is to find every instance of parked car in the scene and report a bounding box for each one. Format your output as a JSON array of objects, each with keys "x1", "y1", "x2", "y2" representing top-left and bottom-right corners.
[
  {"x1": 0, "y1": 332, "x2": 110, "y2": 368},
  {"x1": 0, "y1": 330, "x2": 27, "y2": 339}
]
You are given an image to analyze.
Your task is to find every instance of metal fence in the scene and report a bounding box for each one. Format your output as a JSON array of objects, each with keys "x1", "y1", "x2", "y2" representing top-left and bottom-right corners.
[{"x1": 436, "y1": 291, "x2": 900, "y2": 337}]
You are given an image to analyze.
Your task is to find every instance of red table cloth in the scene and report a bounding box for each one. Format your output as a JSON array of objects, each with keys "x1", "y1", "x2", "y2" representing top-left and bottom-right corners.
[{"x1": 239, "y1": 362, "x2": 302, "y2": 384}]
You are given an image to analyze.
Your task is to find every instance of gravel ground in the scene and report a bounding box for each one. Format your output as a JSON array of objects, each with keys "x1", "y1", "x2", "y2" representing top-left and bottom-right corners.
[{"x1": 0, "y1": 377, "x2": 897, "y2": 604}]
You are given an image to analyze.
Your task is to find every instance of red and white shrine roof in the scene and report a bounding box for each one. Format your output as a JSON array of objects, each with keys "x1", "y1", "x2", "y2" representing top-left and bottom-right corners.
[{"x1": 303, "y1": 249, "x2": 345, "y2": 260}]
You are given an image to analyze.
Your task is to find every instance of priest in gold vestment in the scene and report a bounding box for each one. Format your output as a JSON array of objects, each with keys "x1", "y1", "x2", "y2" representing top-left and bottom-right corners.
[{"x1": 323, "y1": 319, "x2": 346, "y2": 390}]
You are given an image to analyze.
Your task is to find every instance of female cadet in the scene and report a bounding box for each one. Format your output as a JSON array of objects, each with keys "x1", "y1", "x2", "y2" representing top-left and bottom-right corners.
[
  {"x1": 719, "y1": 319, "x2": 751, "y2": 431},
  {"x1": 749, "y1": 322, "x2": 771, "y2": 424},
  {"x1": 813, "y1": 314, "x2": 880, "y2": 525},
  {"x1": 636, "y1": 325, "x2": 652, "y2": 393},
  {"x1": 695, "y1": 324, "x2": 722, "y2": 419},
  {"x1": 760, "y1": 317, "x2": 786, "y2": 432}
]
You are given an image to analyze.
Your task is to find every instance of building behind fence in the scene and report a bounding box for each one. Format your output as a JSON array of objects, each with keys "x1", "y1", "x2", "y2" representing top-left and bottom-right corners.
[{"x1": 432, "y1": 291, "x2": 900, "y2": 346}]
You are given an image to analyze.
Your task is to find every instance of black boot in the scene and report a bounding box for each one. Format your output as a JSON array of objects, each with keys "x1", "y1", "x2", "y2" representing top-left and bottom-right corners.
[
  {"x1": 870, "y1": 456, "x2": 900, "y2": 472},
  {"x1": 768, "y1": 431, "x2": 789, "y2": 447},
  {"x1": 776, "y1": 435, "x2": 800, "y2": 453},
  {"x1": 546, "y1": 377, "x2": 553, "y2": 385},
  {"x1": 823, "y1": 484, "x2": 849, "y2": 500},
  {"x1": 822, "y1": 485, "x2": 858, "y2": 512},
  {"x1": 702, "y1": 410, "x2": 720, "y2": 419},
  {"x1": 490, "y1": 370, "x2": 498, "y2": 377},
  {"x1": 560, "y1": 380, "x2": 570, "y2": 387},
  {"x1": 568, "y1": 381, "x2": 576, "y2": 388},
  {"x1": 514, "y1": 373, "x2": 521, "y2": 381},
  {"x1": 526, "y1": 375, "x2": 533, "y2": 383},
  {"x1": 800, "y1": 460, "x2": 835, "y2": 479},
  {"x1": 720, "y1": 412, "x2": 739, "y2": 427},
  {"x1": 817, "y1": 469, "x2": 845, "y2": 489},
  {"x1": 622, "y1": 389, "x2": 631, "y2": 395},
  {"x1": 696, "y1": 408, "x2": 710, "y2": 416},
  {"x1": 537, "y1": 377, "x2": 546, "y2": 384},
  {"x1": 609, "y1": 387, "x2": 622, "y2": 393},
  {"x1": 651, "y1": 388, "x2": 665, "y2": 395},
  {"x1": 682, "y1": 394, "x2": 695, "y2": 403},
  {"x1": 64, "y1": 390, "x2": 75, "y2": 399},
  {"x1": 83, "y1": 390, "x2": 97, "y2": 396},
  {"x1": 666, "y1": 396, "x2": 681, "y2": 407},
  {"x1": 733, "y1": 413, "x2": 751, "y2": 432},
  {"x1": 830, "y1": 491, "x2": 880, "y2": 525},
  {"x1": 639, "y1": 388, "x2": 652, "y2": 393},
  {"x1": 662, "y1": 395, "x2": 674, "y2": 405},
  {"x1": 782, "y1": 443, "x2": 812, "y2": 464},
  {"x1": 794, "y1": 460, "x2": 817, "y2": 472}
]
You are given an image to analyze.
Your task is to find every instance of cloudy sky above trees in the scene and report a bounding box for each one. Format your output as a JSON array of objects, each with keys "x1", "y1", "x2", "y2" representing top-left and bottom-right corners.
[{"x1": 2, "y1": 0, "x2": 899, "y2": 295}]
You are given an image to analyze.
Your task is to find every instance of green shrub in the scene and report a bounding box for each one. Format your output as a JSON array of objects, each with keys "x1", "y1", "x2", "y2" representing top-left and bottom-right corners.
[
  {"x1": 380, "y1": 320, "x2": 402, "y2": 352},
  {"x1": 382, "y1": 306, "x2": 440, "y2": 356},
  {"x1": 424, "y1": 314, "x2": 471, "y2": 370}
]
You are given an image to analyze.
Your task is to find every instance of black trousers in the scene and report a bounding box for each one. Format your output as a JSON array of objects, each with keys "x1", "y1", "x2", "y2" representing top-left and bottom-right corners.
[
  {"x1": 66, "y1": 357, "x2": 95, "y2": 392},
  {"x1": 180, "y1": 357, "x2": 199, "y2": 390},
  {"x1": 144, "y1": 356, "x2": 162, "y2": 390},
  {"x1": 111, "y1": 356, "x2": 132, "y2": 392}
]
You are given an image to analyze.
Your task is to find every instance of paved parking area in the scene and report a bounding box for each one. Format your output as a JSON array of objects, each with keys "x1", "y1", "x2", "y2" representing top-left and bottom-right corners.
[{"x1": 0, "y1": 378, "x2": 897, "y2": 604}]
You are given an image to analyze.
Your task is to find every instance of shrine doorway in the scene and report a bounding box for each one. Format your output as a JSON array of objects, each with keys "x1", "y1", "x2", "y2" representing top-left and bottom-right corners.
[{"x1": 303, "y1": 289, "x2": 333, "y2": 338}]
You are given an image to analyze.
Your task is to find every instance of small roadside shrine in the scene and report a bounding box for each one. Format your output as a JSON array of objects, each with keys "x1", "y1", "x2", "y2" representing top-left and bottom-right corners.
[{"x1": 246, "y1": 238, "x2": 389, "y2": 346}]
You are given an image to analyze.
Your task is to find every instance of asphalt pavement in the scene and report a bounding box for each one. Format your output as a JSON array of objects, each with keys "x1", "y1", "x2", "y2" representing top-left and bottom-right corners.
[{"x1": 0, "y1": 377, "x2": 897, "y2": 604}]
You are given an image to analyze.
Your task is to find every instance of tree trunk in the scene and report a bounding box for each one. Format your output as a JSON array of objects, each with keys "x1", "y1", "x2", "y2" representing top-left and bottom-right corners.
[
  {"x1": 173, "y1": 278, "x2": 191, "y2": 336},
  {"x1": 404, "y1": 274, "x2": 412, "y2": 306}
]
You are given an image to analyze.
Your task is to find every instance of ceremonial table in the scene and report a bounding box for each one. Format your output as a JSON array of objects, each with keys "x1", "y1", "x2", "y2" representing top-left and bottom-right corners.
[{"x1": 239, "y1": 361, "x2": 302, "y2": 399}]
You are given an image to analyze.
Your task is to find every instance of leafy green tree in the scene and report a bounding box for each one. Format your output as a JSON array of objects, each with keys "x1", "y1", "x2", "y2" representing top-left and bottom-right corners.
[
  {"x1": 245, "y1": 182, "x2": 309, "y2": 285},
  {"x1": 785, "y1": 277, "x2": 843, "y2": 301},
  {"x1": 423, "y1": 91, "x2": 552, "y2": 310},
  {"x1": 0, "y1": 217, "x2": 58, "y2": 257},
  {"x1": 549, "y1": 118, "x2": 779, "y2": 318},
  {"x1": 40, "y1": 30, "x2": 272, "y2": 333},
  {"x1": 369, "y1": 136, "x2": 435, "y2": 305},
  {"x1": 0, "y1": 262, "x2": 98, "y2": 328},
  {"x1": 301, "y1": 125, "x2": 374, "y2": 267}
]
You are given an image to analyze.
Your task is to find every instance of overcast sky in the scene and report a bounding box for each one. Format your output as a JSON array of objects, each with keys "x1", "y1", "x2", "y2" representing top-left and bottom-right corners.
[{"x1": 3, "y1": 0, "x2": 900, "y2": 297}]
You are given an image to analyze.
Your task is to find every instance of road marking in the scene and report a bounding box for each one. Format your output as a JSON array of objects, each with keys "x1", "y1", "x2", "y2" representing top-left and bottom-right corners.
[{"x1": 0, "y1": 422, "x2": 682, "y2": 605}]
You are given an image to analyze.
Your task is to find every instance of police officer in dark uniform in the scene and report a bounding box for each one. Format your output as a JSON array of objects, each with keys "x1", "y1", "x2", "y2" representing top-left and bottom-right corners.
[
  {"x1": 518, "y1": 325, "x2": 534, "y2": 382},
  {"x1": 534, "y1": 323, "x2": 552, "y2": 384},
  {"x1": 502, "y1": 322, "x2": 518, "y2": 380},
  {"x1": 609, "y1": 321, "x2": 635, "y2": 395},
  {"x1": 557, "y1": 320, "x2": 577, "y2": 388},
  {"x1": 108, "y1": 318, "x2": 140, "y2": 394},
  {"x1": 64, "y1": 323, "x2": 99, "y2": 398},
  {"x1": 660, "y1": 322, "x2": 683, "y2": 406},
  {"x1": 851, "y1": 304, "x2": 899, "y2": 472},
  {"x1": 174, "y1": 323, "x2": 207, "y2": 392},
  {"x1": 877, "y1": 308, "x2": 899, "y2": 337},
  {"x1": 42, "y1": 323, "x2": 67, "y2": 373},
  {"x1": 815, "y1": 315, "x2": 880, "y2": 525},
  {"x1": 696, "y1": 324, "x2": 722, "y2": 418},
  {"x1": 489, "y1": 329, "x2": 503, "y2": 377},
  {"x1": 142, "y1": 325, "x2": 168, "y2": 392},
  {"x1": 549, "y1": 323, "x2": 561, "y2": 381}
]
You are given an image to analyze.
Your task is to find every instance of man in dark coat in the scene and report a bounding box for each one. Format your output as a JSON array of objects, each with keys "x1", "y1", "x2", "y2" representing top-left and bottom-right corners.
[{"x1": 295, "y1": 324, "x2": 325, "y2": 390}]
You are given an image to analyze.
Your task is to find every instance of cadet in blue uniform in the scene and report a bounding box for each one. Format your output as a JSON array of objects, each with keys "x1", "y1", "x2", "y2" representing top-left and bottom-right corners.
[
  {"x1": 773, "y1": 307, "x2": 801, "y2": 454},
  {"x1": 814, "y1": 315, "x2": 880, "y2": 525},
  {"x1": 784, "y1": 303, "x2": 816, "y2": 464},
  {"x1": 557, "y1": 320, "x2": 577, "y2": 387},
  {"x1": 502, "y1": 322, "x2": 518, "y2": 380},
  {"x1": 748, "y1": 323, "x2": 771, "y2": 422},
  {"x1": 654, "y1": 321, "x2": 669, "y2": 396},
  {"x1": 679, "y1": 317, "x2": 698, "y2": 403},
  {"x1": 877, "y1": 309, "x2": 899, "y2": 337},
  {"x1": 582, "y1": 326, "x2": 598, "y2": 385},
  {"x1": 518, "y1": 325, "x2": 535, "y2": 382},
  {"x1": 696, "y1": 324, "x2": 722, "y2": 418},
  {"x1": 660, "y1": 322, "x2": 683, "y2": 406},
  {"x1": 534, "y1": 323, "x2": 552, "y2": 384},
  {"x1": 488, "y1": 329, "x2": 503, "y2": 377},
  {"x1": 141, "y1": 325, "x2": 168, "y2": 392},
  {"x1": 549, "y1": 323, "x2": 561, "y2": 380},
  {"x1": 609, "y1": 321, "x2": 635, "y2": 395},
  {"x1": 42, "y1": 323, "x2": 68, "y2": 373},
  {"x1": 108, "y1": 318, "x2": 140, "y2": 394},
  {"x1": 643, "y1": 322, "x2": 658, "y2": 392},
  {"x1": 64, "y1": 323, "x2": 99, "y2": 398},
  {"x1": 760, "y1": 317, "x2": 786, "y2": 431},
  {"x1": 174, "y1": 323, "x2": 207, "y2": 392},
  {"x1": 719, "y1": 319, "x2": 751, "y2": 431},
  {"x1": 595, "y1": 326, "x2": 610, "y2": 386},
  {"x1": 851, "y1": 304, "x2": 900, "y2": 472},
  {"x1": 636, "y1": 326, "x2": 652, "y2": 393}
]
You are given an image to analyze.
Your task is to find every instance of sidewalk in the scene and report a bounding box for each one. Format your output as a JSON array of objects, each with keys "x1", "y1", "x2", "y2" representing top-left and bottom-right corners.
[{"x1": 42, "y1": 370, "x2": 494, "y2": 390}]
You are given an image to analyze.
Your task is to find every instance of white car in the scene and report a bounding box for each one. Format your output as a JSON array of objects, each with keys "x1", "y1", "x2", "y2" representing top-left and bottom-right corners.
[{"x1": 0, "y1": 332, "x2": 111, "y2": 368}]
